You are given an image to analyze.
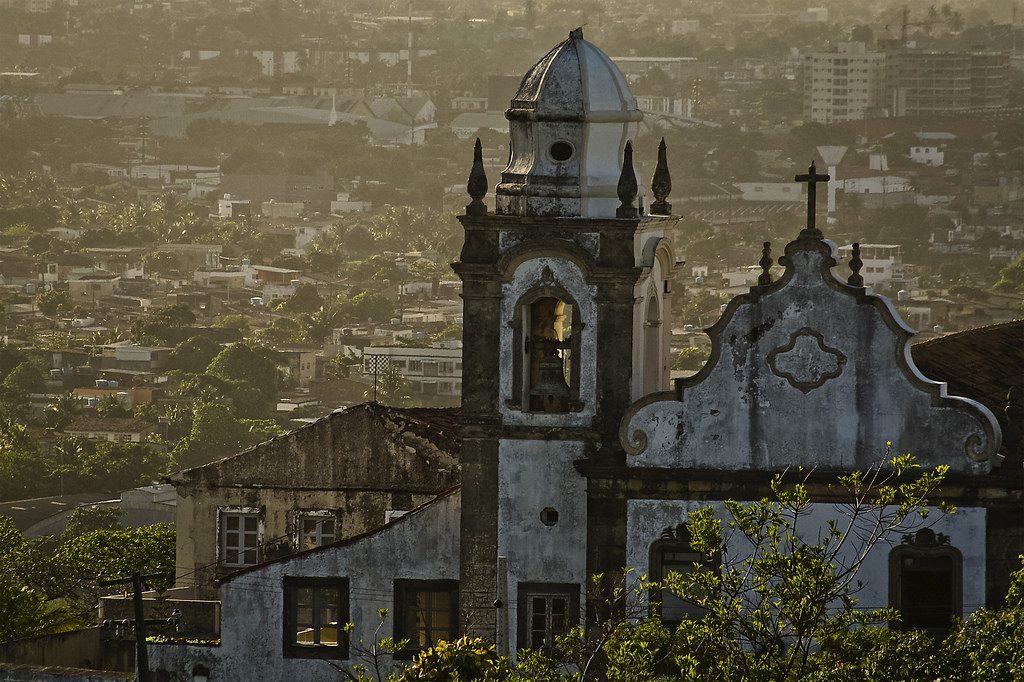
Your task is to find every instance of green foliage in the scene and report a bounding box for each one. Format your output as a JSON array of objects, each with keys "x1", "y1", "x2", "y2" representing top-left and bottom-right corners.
[
  {"x1": 935, "y1": 557, "x2": 1024, "y2": 681},
  {"x1": 62, "y1": 506, "x2": 122, "y2": 539},
  {"x1": 0, "y1": 515, "x2": 172, "y2": 643},
  {"x1": 142, "y1": 251, "x2": 181, "y2": 276},
  {"x1": 212, "y1": 314, "x2": 251, "y2": 334},
  {"x1": 130, "y1": 304, "x2": 197, "y2": 346},
  {"x1": 95, "y1": 394, "x2": 131, "y2": 418},
  {"x1": 170, "y1": 336, "x2": 222, "y2": 374},
  {"x1": 55, "y1": 525, "x2": 175, "y2": 591},
  {"x1": 365, "y1": 363, "x2": 415, "y2": 407},
  {"x1": 205, "y1": 342, "x2": 279, "y2": 410},
  {"x1": 281, "y1": 283, "x2": 324, "y2": 314},
  {"x1": 171, "y1": 402, "x2": 284, "y2": 469},
  {"x1": 75, "y1": 441, "x2": 171, "y2": 492},
  {"x1": 679, "y1": 290, "x2": 727, "y2": 327},
  {"x1": 670, "y1": 346, "x2": 709, "y2": 371},
  {"x1": 398, "y1": 636, "x2": 514, "y2": 681},
  {"x1": 35, "y1": 288, "x2": 69, "y2": 317},
  {"x1": 2, "y1": 361, "x2": 45, "y2": 396},
  {"x1": 993, "y1": 254, "x2": 1024, "y2": 293}
]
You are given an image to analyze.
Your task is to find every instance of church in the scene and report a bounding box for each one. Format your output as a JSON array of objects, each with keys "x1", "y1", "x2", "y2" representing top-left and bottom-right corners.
[{"x1": 149, "y1": 30, "x2": 1022, "y2": 680}]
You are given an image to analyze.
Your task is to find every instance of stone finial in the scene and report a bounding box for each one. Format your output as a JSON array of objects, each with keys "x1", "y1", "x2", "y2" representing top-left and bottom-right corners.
[
  {"x1": 847, "y1": 242, "x2": 864, "y2": 286},
  {"x1": 758, "y1": 241, "x2": 773, "y2": 285},
  {"x1": 466, "y1": 138, "x2": 488, "y2": 216},
  {"x1": 616, "y1": 140, "x2": 639, "y2": 219},
  {"x1": 650, "y1": 137, "x2": 672, "y2": 215}
]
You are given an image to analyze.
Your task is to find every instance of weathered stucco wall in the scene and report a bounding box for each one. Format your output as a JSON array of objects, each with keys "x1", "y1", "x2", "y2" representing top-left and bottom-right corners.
[
  {"x1": 150, "y1": 491, "x2": 461, "y2": 682},
  {"x1": 171, "y1": 405, "x2": 459, "y2": 596},
  {"x1": 623, "y1": 238, "x2": 1001, "y2": 474},
  {"x1": 498, "y1": 439, "x2": 588, "y2": 652},
  {"x1": 626, "y1": 500, "x2": 986, "y2": 620},
  {"x1": 622, "y1": 499, "x2": 983, "y2": 614}
]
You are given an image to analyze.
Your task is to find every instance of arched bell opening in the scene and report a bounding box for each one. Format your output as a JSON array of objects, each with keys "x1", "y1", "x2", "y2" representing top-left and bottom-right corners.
[{"x1": 510, "y1": 289, "x2": 583, "y2": 414}]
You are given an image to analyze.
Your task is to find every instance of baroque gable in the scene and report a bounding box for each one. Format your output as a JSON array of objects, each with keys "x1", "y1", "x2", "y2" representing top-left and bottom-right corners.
[{"x1": 621, "y1": 234, "x2": 1002, "y2": 474}]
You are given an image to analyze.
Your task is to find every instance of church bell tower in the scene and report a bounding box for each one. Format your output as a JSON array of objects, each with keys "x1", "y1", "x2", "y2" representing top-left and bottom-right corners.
[{"x1": 454, "y1": 29, "x2": 679, "y2": 646}]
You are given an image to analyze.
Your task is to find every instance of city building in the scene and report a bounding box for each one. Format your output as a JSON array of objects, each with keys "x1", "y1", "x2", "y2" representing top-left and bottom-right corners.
[
  {"x1": 362, "y1": 346, "x2": 462, "y2": 407},
  {"x1": 888, "y1": 51, "x2": 1010, "y2": 116},
  {"x1": 802, "y1": 42, "x2": 888, "y2": 123}
]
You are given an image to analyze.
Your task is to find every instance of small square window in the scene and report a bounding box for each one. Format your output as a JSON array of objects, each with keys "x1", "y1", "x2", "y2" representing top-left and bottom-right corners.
[{"x1": 283, "y1": 576, "x2": 349, "y2": 659}]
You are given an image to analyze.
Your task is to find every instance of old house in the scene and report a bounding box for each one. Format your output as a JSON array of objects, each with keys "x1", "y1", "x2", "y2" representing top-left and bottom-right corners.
[
  {"x1": 167, "y1": 404, "x2": 459, "y2": 598},
  {"x1": 149, "y1": 31, "x2": 1022, "y2": 680}
]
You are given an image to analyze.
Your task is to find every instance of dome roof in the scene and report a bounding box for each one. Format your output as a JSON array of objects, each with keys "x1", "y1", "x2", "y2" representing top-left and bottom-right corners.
[{"x1": 507, "y1": 28, "x2": 640, "y2": 122}]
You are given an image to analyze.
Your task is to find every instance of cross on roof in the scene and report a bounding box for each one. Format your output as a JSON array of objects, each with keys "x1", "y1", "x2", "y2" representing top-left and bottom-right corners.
[{"x1": 795, "y1": 161, "x2": 830, "y2": 239}]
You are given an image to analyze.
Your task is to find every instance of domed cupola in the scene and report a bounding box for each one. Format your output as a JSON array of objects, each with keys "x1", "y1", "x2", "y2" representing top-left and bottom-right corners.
[{"x1": 496, "y1": 28, "x2": 643, "y2": 219}]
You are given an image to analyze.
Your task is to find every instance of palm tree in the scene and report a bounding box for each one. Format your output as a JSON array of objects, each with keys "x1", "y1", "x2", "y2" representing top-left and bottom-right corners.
[
  {"x1": 47, "y1": 392, "x2": 81, "y2": 431},
  {"x1": 51, "y1": 437, "x2": 87, "y2": 496}
]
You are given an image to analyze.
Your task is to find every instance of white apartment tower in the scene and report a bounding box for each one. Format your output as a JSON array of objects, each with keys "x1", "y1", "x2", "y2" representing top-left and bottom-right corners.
[{"x1": 803, "y1": 42, "x2": 886, "y2": 122}]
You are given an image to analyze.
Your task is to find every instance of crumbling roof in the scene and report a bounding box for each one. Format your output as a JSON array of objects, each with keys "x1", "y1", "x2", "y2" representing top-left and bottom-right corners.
[{"x1": 167, "y1": 402, "x2": 460, "y2": 488}]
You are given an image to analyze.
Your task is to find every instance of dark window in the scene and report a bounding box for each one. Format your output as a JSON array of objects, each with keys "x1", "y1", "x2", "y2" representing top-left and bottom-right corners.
[
  {"x1": 394, "y1": 579, "x2": 459, "y2": 659},
  {"x1": 649, "y1": 524, "x2": 718, "y2": 627},
  {"x1": 517, "y1": 582, "x2": 580, "y2": 653},
  {"x1": 889, "y1": 529, "x2": 963, "y2": 635},
  {"x1": 283, "y1": 577, "x2": 349, "y2": 659}
]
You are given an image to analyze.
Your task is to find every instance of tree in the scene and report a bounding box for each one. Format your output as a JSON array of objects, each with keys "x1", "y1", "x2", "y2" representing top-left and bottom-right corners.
[
  {"x1": 95, "y1": 394, "x2": 131, "y2": 418},
  {"x1": 994, "y1": 254, "x2": 1024, "y2": 293},
  {"x1": 75, "y1": 441, "x2": 170, "y2": 493},
  {"x1": 671, "y1": 346, "x2": 710, "y2": 371},
  {"x1": 282, "y1": 283, "x2": 324, "y2": 314},
  {"x1": 170, "y1": 336, "x2": 222, "y2": 374},
  {"x1": 142, "y1": 251, "x2": 181, "y2": 277},
  {"x1": 364, "y1": 364, "x2": 415, "y2": 407},
  {"x1": 62, "y1": 505, "x2": 121, "y2": 539},
  {"x1": 172, "y1": 402, "x2": 284, "y2": 469},
  {"x1": 47, "y1": 392, "x2": 82, "y2": 430},
  {"x1": 205, "y1": 342, "x2": 279, "y2": 410},
  {"x1": 36, "y1": 288, "x2": 69, "y2": 317},
  {"x1": 131, "y1": 304, "x2": 197, "y2": 346}
]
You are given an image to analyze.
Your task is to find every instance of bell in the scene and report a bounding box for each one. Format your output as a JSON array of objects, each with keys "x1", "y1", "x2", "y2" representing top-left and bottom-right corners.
[{"x1": 530, "y1": 353, "x2": 571, "y2": 399}]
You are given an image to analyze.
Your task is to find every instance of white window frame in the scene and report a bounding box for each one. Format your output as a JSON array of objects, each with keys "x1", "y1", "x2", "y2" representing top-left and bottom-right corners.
[
  {"x1": 219, "y1": 507, "x2": 263, "y2": 567},
  {"x1": 295, "y1": 510, "x2": 338, "y2": 551}
]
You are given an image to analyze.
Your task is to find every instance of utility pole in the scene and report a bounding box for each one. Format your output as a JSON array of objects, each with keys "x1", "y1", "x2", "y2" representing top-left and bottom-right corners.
[{"x1": 98, "y1": 571, "x2": 170, "y2": 682}]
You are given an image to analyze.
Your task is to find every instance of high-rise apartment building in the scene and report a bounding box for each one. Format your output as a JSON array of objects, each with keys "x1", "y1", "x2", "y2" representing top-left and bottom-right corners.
[
  {"x1": 802, "y1": 42, "x2": 888, "y2": 122},
  {"x1": 803, "y1": 45, "x2": 1010, "y2": 121}
]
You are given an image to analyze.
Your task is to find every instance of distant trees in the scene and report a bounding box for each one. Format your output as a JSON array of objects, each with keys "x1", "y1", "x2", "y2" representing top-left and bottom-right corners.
[
  {"x1": 169, "y1": 336, "x2": 222, "y2": 374},
  {"x1": 994, "y1": 255, "x2": 1024, "y2": 293},
  {"x1": 205, "y1": 342, "x2": 279, "y2": 413},
  {"x1": 0, "y1": 515, "x2": 175, "y2": 643},
  {"x1": 671, "y1": 346, "x2": 710, "y2": 371}
]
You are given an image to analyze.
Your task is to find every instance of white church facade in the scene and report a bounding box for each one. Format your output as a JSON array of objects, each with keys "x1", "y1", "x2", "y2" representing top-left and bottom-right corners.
[{"x1": 149, "y1": 30, "x2": 1019, "y2": 681}]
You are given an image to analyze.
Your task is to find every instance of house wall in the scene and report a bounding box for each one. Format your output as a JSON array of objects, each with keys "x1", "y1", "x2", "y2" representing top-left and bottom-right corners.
[
  {"x1": 172, "y1": 406, "x2": 459, "y2": 597},
  {"x1": 626, "y1": 500, "x2": 986, "y2": 619},
  {"x1": 497, "y1": 440, "x2": 587, "y2": 653},
  {"x1": 150, "y1": 492, "x2": 461, "y2": 681}
]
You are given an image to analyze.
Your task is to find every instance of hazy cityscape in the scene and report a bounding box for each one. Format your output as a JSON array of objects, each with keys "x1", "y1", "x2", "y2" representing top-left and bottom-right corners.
[{"x1": 0, "y1": 0, "x2": 1021, "y2": 679}]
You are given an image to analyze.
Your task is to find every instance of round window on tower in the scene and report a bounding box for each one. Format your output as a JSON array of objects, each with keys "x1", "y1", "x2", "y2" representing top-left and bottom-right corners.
[{"x1": 549, "y1": 141, "x2": 574, "y2": 163}]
